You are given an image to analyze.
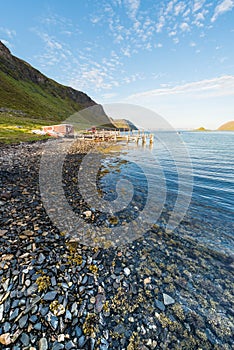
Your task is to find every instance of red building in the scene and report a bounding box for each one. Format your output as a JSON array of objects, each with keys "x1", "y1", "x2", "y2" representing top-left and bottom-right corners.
[{"x1": 42, "y1": 124, "x2": 74, "y2": 137}]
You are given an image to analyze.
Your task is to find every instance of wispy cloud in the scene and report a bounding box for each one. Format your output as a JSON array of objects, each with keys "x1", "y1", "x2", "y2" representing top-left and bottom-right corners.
[
  {"x1": 126, "y1": 75, "x2": 234, "y2": 100},
  {"x1": 0, "y1": 27, "x2": 16, "y2": 38},
  {"x1": 211, "y1": 0, "x2": 234, "y2": 22}
]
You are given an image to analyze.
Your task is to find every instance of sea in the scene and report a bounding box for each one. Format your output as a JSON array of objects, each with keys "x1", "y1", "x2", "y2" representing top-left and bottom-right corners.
[{"x1": 99, "y1": 131, "x2": 234, "y2": 256}]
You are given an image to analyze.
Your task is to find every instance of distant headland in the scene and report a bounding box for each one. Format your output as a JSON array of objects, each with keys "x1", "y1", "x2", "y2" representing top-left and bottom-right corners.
[
  {"x1": 193, "y1": 121, "x2": 234, "y2": 132},
  {"x1": 218, "y1": 121, "x2": 234, "y2": 131}
]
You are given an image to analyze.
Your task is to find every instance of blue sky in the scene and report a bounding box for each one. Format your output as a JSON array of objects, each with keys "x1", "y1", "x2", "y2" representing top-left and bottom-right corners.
[{"x1": 0, "y1": 0, "x2": 233, "y2": 129}]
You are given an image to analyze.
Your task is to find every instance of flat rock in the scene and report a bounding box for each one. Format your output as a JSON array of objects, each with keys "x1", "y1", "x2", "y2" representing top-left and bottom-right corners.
[
  {"x1": 43, "y1": 291, "x2": 57, "y2": 301},
  {"x1": 20, "y1": 333, "x2": 30, "y2": 346},
  {"x1": 163, "y1": 293, "x2": 175, "y2": 305},
  {"x1": 155, "y1": 299, "x2": 165, "y2": 311},
  {"x1": 124, "y1": 267, "x2": 131, "y2": 276},
  {"x1": 39, "y1": 337, "x2": 48, "y2": 350},
  {"x1": 18, "y1": 314, "x2": 28, "y2": 328}
]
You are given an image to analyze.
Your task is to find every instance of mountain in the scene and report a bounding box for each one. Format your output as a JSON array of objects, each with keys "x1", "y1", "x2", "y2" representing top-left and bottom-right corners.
[
  {"x1": 0, "y1": 41, "x2": 112, "y2": 126},
  {"x1": 111, "y1": 118, "x2": 138, "y2": 131},
  {"x1": 218, "y1": 121, "x2": 234, "y2": 131}
]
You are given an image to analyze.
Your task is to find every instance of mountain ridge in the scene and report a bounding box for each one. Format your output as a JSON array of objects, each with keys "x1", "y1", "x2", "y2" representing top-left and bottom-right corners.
[{"x1": 0, "y1": 41, "x2": 97, "y2": 120}]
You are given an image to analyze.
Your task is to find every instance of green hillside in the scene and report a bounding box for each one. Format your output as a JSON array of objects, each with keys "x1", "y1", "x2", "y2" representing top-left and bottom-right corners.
[{"x1": 0, "y1": 41, "x2": 114, "y2": 143}]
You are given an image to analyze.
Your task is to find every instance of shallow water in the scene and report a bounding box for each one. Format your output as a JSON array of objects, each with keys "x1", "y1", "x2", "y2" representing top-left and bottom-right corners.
[{"x1": 100, "y1": 131, "x2": 234, "y2": 255}]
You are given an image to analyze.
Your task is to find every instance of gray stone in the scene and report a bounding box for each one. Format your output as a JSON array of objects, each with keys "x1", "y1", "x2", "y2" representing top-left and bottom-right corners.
[
  {"x1": 75, "y1": 325, "x2": 82, "y2": 337},
  {"x1": 71, "y1": 302, "x2": 77, "y2": 314},
  {"x1": 65, "y1": 340, "x2": 76, "y2": 350},
  {"x1": 155, "y1": 299, "x2": 165, "y2": 312},
  {"x1": 65, "y1": 309, "x2": 72, "y2": 321},
  {"x1": 18, "y1": 314, "x2": 28, "y2": 328},
  {"x1": 114, "y1": 324, "x2": 126, "y2": 334},
  {"x1": 52, "y1": 342, "x2": 65, "y2": 350},
  {"x1": 38, "y1": 253, "x2": 46, "y2": 264},
  {"x1": 51, "y1": 276, "x2": 57, "y2": 287},
  {"x1": 3, "y1": 322, "x2": 11, "y2": 332},
  {"x1": 78, "y1": 335, "x2": 86, "y2": 347},
  {"x1": 206, "y1": 328, "x2": 220, "y2": 345},
  {"x1": 9, "y1": 308, "x2": 19, "y2": 321},
  {"x1": 34, "y1": 322, "x2": 42, "y2": 331},
  {"x1": 11, "y1": 299, "x2": 19, "y2": 308},
  {"x1": 20, "y1": 333, "x2": 30, "y2": 346},
  {"x1": 100, "y1": 338, "x2": 109, "y2": 350},
  {"x1": 46, "y1": 312, "x2": 59, "y2": 330},
  {"x1": 29, "y1": 315, "x2": 38, "y2": 323},
  {"x1": 26, "y1": 283, "x2": 37, "y2": 296},
  {"x1": 39, "y1": 337, "x2": 48, "y2": 350},
  {"x1": 82, "y1": 275, "x2": 88, "y2": 284},
  {"x1": 163, "y1": 293, "x2": 175, "y2": 305},
  {"x1": 43, "y1": 291, "x2": 57, "y2": 301}
]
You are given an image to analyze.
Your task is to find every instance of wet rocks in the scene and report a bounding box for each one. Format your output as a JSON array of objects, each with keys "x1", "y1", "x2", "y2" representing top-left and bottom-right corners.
[{"x1": 0, "y1": 141, "x2": 233, "y2": 349}]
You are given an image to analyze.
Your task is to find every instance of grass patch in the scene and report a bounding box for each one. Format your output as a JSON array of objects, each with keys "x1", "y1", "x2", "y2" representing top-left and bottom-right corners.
[{"x1": 0, "y1": 112, "x2": 52, "y2": 144}]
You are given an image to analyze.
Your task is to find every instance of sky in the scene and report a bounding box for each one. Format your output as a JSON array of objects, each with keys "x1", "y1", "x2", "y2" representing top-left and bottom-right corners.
[{"x1": 0, "y1": 0, "x2": 234, "y2": 129}]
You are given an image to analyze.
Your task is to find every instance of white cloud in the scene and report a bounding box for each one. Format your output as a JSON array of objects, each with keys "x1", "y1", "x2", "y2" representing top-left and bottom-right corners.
[
  {"x1": 180, "y1": 22, "x2": 190, "y2": 31},
  {"x1": 165, "y1": 1, "x2": 174, "y2": 15},
  {"x1": 211, "y1": 0, "x2": 234, "y2": 22},
  {"x1": 169, "y1": 30, "x2": 177, "y2": 36},
  {"x1": 193, "y1": 0, "x2": 205, "y2": 12},
  {"x1": 124, "y1": 0, "x2": 140, "y2": 19},
  {"x1": 156, "y1": 15, "x2": 165, "y2": 32},
  {"x1": 0, "y1": 27, "x2": 16, "y2": 38},
  {"x1": 126, "y1": 76, "x2": 234, "y2": 99},
  {"x1": 125, "y1": 76, "x2": 234, "y2": 129},
  {"x1": 174, "y1": 2, "x2": 186, "y2": 16}
]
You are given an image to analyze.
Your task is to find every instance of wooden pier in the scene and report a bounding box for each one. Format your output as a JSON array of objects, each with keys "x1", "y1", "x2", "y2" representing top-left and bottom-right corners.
[{"x1": 75, "y1": 129, "x2": 154, "y2": 145}]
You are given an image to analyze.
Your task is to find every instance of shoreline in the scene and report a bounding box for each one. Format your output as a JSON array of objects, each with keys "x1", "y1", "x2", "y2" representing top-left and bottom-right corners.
[{"x1": 0, "y1": 141, "x2": 233, "y2": 349}]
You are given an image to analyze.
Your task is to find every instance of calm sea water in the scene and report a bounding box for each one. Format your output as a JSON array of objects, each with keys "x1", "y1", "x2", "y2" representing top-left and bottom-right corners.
[{"x1": 101, "y1": 131, "x2": 234, "y2": 256}]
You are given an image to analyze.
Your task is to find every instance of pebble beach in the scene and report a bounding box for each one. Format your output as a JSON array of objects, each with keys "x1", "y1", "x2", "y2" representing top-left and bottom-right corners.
[{"x1": 0, "y1": 140, "x2": 233, "y2": 350}]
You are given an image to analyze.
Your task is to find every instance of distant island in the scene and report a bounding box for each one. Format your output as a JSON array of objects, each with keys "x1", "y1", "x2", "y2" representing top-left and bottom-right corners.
[
  {"x1": 218, "y1": 121, "x2": 234, "y2": 131},
  {"x1": 193, "y1": 126, "x2": 210, "y2": 132},
  {"x1": 193, "y1": 121, "x2": 234, "y2": 132}
]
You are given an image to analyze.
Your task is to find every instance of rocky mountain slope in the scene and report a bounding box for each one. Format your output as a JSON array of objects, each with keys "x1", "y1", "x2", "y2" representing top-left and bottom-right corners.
[{"x1": 0, "y1": 41, "x2": 109, "y2": 124}]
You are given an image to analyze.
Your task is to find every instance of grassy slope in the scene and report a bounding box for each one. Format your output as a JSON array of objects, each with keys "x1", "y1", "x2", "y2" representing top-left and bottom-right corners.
[
  {"x1": 0, "y1": 70, "x2": 81, "y2": 120},
  {"x1": 0, "y1": 112, "x2": 54, "y2": 144}
]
